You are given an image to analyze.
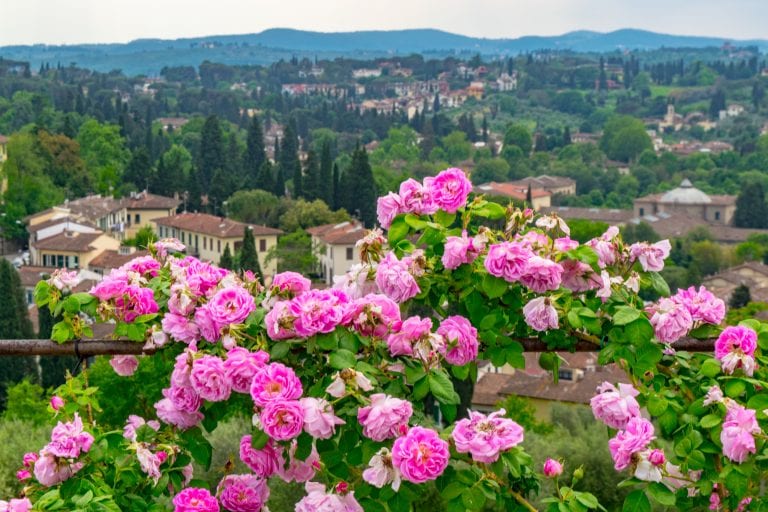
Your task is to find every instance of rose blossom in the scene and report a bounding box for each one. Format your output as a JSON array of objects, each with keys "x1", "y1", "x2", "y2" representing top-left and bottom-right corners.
[
  {"x1": 204, "y1": 286, "x2": 256, "y2": 331},
  {"x1": 561, "y1": 260, "x2": 601, "y2": 292},
  {"x1": 260, "y1": 400, "x2": 305, "y2": 441},
  {"x1": 161, "y1": 313, "x2": 200, "y2": 344},
  {"x1": 250, "y1": 362, "x2": 303, "y2": 406},
  {"x1": 47, "y1": 413, "x2": 94, "y2": 459},
  {"x1": 48, "y1": 269, "x2": 80, "y2": 291},
  {"x1": 442, "y1": 231, "x2": 484, "y2": 270},
  {"x1": 721, "y1": 404, "x2": 761, "y2": 463},
  {"x1": 276, "y1": 442, "x2": 321, "y2": 483},
  {"x1": 16, "y1": 470, "x2": 31, "y2": 481},
  {"x1": 272, "y1": 271, "x2": 311, "y2": 295},
  {"x1": 190, "y1": 355, "x2": 231, "y2": 402},
  {"x1": 376, "y1": 192, "x2": 403, "y2": 229},
  {"x1": 300, "y1": 397, "x2": 345, "y2": 439},
  {"x1": 543, "y1": 458, "x2": 563, "y2": 478},
  {"x1": 423, "y1": 167, "x2": 472, "y2": 213},
  {"x1": 172, "y1": 487, "x2": 219, "y2": 512},
  {"x1": 363, "y1": 447, "x2": 402, "y2": 491},
  {"x1": 452, "y1": 409, "x2": 524, "y2": 463},
  {"x1": 392, "y1": 426, "x2": 450, "y2": 483},
  {"x1": 123, "y1": 414, "x2": 160, "y2": 441},
  {"x1": 483, "y1": 242, "x2": 533, "y2": 282},
  {"x1": 0, "y1": 498, "x2": 32, "y2": 512},
  {"x1": 33, "y1": 450, "x2": 83, "y2": 487},
  {"x1": 715, "y1": 326, "x2": 758, "y2": 377},
  {"x1": 634, "y1": 450, "x2": 665, "y2": 482},
  {"x1": 672, "y1": 286, "x2": 725, "y2": 325},
  {"x1": 264, "y1": 300, "x2": 297, "y2": 340},
  {"x1": 217, "y1": 474, "x2": 270, "y2": 512},
  {"x1": 387, "y1": 316, "x2": 432, "y2": 357},
  {"x1": 333, "y1": 263, "x2": 377, "y2": 300},
  {"x1": 346, "y1": 294, "x2": 402, "y2": 338},
  {"x1": 554, "y1": 237, "x2": 579, "y2": 252},
  {"x1": 629, "y1": 240, "x2": 671, "y2": 272},
  {"x1": 163, "y1": 384, "x2": 202, "y2": 414},
  {"x1": 295, "y1": 481, "x2": 363, "y2": 512},
  {"x1": 437, "y1": 315, "x2": 479, "y2": 366},
  {"x1": 608, "y1": 417, "x2": 655, "y2": 471},
  {"x1": 120, "y1": 255, "x2": 161, "y2": 277},
  {"x1": 50, "y1": 396, "x2": 64, "y2": 411},
  {"x1": 224, "y1": 347, "x2": 269, "y2": 394},
  {"x1": 399, "y1": 178, "x2": 438, "y2": 215},
  {"x1": 586, "y1": 226, "x2": 620, "y2": 268},
  {"x1": 375, "y1": 252, "x2": 420, "y2": 303},
  {"x1": 703, "y1": 385, "x2": 724, "y2": 406},
  {"x1": 590, "y1": 382, "x2": 641, "y2": 429},
  {"x1": 289, "y1": 289, "x2": 348, "y2": 337},
  {"x1": 522, "y1": 297, "x2": 559, "y2": 332},
  {"x1": 326, "y1": 369, "x2": 373, "y2": 398},
  {"x1": 647, "y1": 298, "x2": 693, "y2": 343},
  {"x1": 154, "y1": 398, "x2": 204, "y2": 429},
  {"x1": 22, "y1": 452, "x2": 38, "y2": 468},
  {"x1": 153, "y1": 238, "x2": 185, "y2": 258},
  {"x1": 136, "y1": 445, "x2": 165, "y2": 483},
  {"x1": 357, "y1": 394, "x2": 413, "y2": 441},
  {"x1": 110, "y1": 355, "x2": 139, "y2": 377},
  {"x1": 519, "y1": 256, "x2": 563, "y2": 293},
  {"x1": 239, "y1": 435, "x2": 281, "y2": 478}
]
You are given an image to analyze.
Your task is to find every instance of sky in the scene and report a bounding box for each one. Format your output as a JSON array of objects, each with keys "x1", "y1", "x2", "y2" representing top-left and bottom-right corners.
[{"x1": 2, "y1": 0, "x2": 767, "y2": 46}]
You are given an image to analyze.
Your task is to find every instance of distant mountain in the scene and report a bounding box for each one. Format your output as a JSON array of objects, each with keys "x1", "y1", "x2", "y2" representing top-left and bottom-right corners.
[{"x1": 1, "y1": 28, "x2": 765, "y2": 76}]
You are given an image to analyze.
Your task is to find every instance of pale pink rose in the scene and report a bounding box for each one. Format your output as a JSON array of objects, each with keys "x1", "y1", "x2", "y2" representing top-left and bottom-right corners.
[
  {"x1": 346, "y1": 294, "x2": 402, "y2": 338},
  {"x1": 363, "y1": 447, "x2": 402, "y2": 491},
  {"x1": 629, "y1": 239, "x2": 671, "y2": 272},
  {"x1": 0, "y1": 498, "x2": 32, "y2": 512},
  {"x1": 239, "y1": 435, "x2": 281, "y2": 478},
  {"x1": 250, "y1": 362, "x2": 303, "y2": 407},
  {"x1": 276, "y1": 442, "x2": 320, "y2": 483},
  {"x1": 634, "y1": 450, "x2": 663, "y2": 482},
  {"x1": 387, "y1": 316, "x2": 432, "y2": 357},
  {"x1": 399, "y1": 178, "x2": 438, "y2": 215},
  {"x1": 33, "y1": 450, "x2": 83, "y2": 487},
  {"x1": 154, "y1": 398, "x2": 204, "y2": 429},
  {"x1": 48, "y1": 269, "x2": 80, "y2": 291},
  {"x1": 423, "y1": 168, "x2": 472, "y2": 213},
  {"x1": 519, "y1": 256, "x2": 563, "y2": 293},
  {"x1": 217, "y1": 474, "x2": 270, "y2": 512},
  {"x1": 672, "y1": 286, "x2": 725, "y2": 325},
  {"x1": 375, "y1": 252, "x2": 420, "y2": 303},
  {"x1": 295, "y1": 481, "x2": 363, "y2": 512},
  {"x1": 377, "y1": 192, "x2": 403, "y2": 229},
  {"x1": 300, "y1": 397, "x2": 345, "y2": 439},
  {"x1": 715, "y1": 326, "x2": 757, "y2": 376},
  {"x1": 484, "y1": 242, "x2": 533, "y2": 282},
  {"x1": 392, "y1": 426, "x2": 449, "y2": 483},
  {"x1": 47, "y1": 413, "x2": 94, "y2": 459},
  {"x1": 325, "y1": 370, "x2": 373, "y2": 399},
  {"x1": 153, "y1": 238, "x2": 185, "y2": 258},
  {"x1": 721, "y1": 404, "x2": 760, "y2": 463},
  {"x1": 172, "y1": 487, "x2": 219, "y2": 512},
  {"x1": 163, "y1": 384, "x2": 202, "y2": 414},
  {"x1": 123, "y1": 414, "x2": 160, "y2": 441},
  {"x1": 161, "y1": 313, "x2": 200, "y2": 344},
  {"x1": 412, "y1": 332, "x2": 446, "y2": 369},
  {"x1": 647, "y1": 298, "x2": 693, "y2": 343},
  {"x1": 703, "y1": 385, "x2": 724, "y2": 406},
  {"x1": 193, "y1": 306, "x2": 220, "y2": 343},
  {"x1": 50, "y1": 396, "x2": 64, "y2": 411},
  {"x1": 543, "y1": 458, "x2": 563, "y2": 478},
  {"x1": 358, "y1": 394, "x2": 413, "y2": 442},
  {"x1": 190, "y1": 355, "x2": 232, "y2": 402},
  {"x1": 260, "y1": 400, "x2": 305, "y2": 441},
  {"x1": 590, "y1": 382, "x2": 641, "y2": 429},
  {"x1": 452, "y1": 409, "x2": 524, "y2": 463},
  {"x1": 109, "y1": 355, "x2": 139, "y2": 377},
  {"x1": 168, "y1": 284, "x2": 196, "y2": 316},
  {"x1": 586, "y1": 227, "x2": 620, "y2": 268},
  {"x1": 554, "y1": 237, "x2": 579, "y2": 252},
  {"x1": 224, "y1": 347, "x2": 269, "y2": 394},
  {"x1": 608, "y1": 417, "x2": 655, "y2": 471},
  {"x1": 438, "y1": 315, "x2": 479, "y2": 365},
  {"x1": 561, "y1": 260, "x2": 601, "y2": 292},
  {"x1": 522, "y1": 297, "x2": 559, "y2": 332},
  {"x1": 332, "y1": 263, "x2": 377, "y2": 300},
  {"x1": 136, "y1": 445, "x2": 164, "y2": 483},
  {"x1": 442, "y1": 233, "x2": 472, "y2": 270}
]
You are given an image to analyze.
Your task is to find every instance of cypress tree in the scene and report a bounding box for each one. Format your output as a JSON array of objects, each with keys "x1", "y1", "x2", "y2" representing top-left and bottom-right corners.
[
  {"x1": 279, "y1": 119, "x2": 299, "y2": 182},
  {"x1": 563, "y1": 126, "x2": 572, "y2": 146},
  {"x1": 319, "y1": 142, "x2": 333, "y2": 206},
  {"x1": 39, "y1": 304, "x2": 76, "y2": 389},
  {"x1": 342, "y1": 147, "x2": 377, "y2": 227},
  {"x1": 734, "y1": 182, "x2": 768, "y2": 228},
  {"x1": 125, "y1": 148, "x2": 153, "y2": 191},
  {"x1": 303, "y1": 150, "x2": 321, "y2": 201},
  {"x1": 186, "y1": 167, "x2": 203, "y2": 212},
  {"x1": 332, "y1": 162, "x2": 340, "y2": 210},
  {"x1": 274, "y1": 165, "x2": 286, "y2": 197},
  {"x1": 526, "y1": 183, "x2": 533, "y2": 205},
  {"x1": 256, "y1": 161, "x2": 275, "y2": 193},
  {"x1": 245, "y1": 116, "x2": 266, "y2": 188},
  {"x1": 729, "y1": 284, "x2": 751, "y2": 309},
  {"x1": 219, "y1": 244, "x2": 234, "y2": 270},
  {"x1": 239, "y1": 227, "x2": 263, "y2": 282},
  {"x1": 292, "y1": 160, "x2": 304, "y2": 199},
  {"x1": 198, "y1": 115, "x2": 225, "y2": 189}
]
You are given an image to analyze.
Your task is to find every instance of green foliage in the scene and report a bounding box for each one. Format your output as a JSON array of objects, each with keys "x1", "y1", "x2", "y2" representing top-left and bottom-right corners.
[
  {"x1": 265, "y1": 229, "x2": 317, "y2": 276},
  {"x1": 734, "y1": 181, "x2": 768, "y2": 228},
  {"x1": 599, "y1": 115, "x2": 652, "y2": 162},
  {"x1": 497, "y1": 394, "x2": 553, "y2": 435},
  {"x1": 0, "y1": 420, "x2": 49, "y2": 497},
  {"x1": 239, "y1": 226, "x2": 263, "y2": 281},
  {"x1": 219, "y1": 244, "x2": 234, "y2": 270},
  {"x1": 503, "y1": 124, "x2": 533, "y2": 155},
  {"x1": 567, "y1": 219, "x2": 609, "y2": 243},
  {"x1": 729, "y1": 283, "x2": 752, "y2": 310},
  {"x1": 2, "y1": 380, "x2": 49, "y2": 424}
]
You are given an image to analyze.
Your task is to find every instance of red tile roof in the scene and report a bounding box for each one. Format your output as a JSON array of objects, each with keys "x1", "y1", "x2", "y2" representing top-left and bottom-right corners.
[
  {"x1": 122, "y1": 191, "x2": 180, "y2": 210},
  {"x1": 474, "y1": 182, "x2": 551, "y2": 200},
  {"x1": 88, "y1": 249, "x2": 149, "y2": 271},
  {"x1": 153, "y1": 213, "x2": 283, "y2": 238},
  {"x1": 308, "y1": 221, "x2": 366, "y2": 245},
  {"x1": 34, "y1": 232, "x2": 103, "y2": 252}
]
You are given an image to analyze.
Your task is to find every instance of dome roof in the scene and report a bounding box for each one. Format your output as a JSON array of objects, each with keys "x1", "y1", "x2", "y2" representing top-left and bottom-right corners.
[{"x1": 660, "y1": 179, "x2": 711, "y2": 204}]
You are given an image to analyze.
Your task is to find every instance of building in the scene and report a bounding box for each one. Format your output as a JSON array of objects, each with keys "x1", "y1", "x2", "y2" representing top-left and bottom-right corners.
[
  {"x1": 473, "y1": 182, "x2": 551, "y2": 210},
  {"x1": 153, "y1": 213, "x2": 283, "y2": 276},
  {"x1": 719, "y1": 104, "x2": 746, "y2": 120},
  {"x1": 121, "y1": 191, "x2": 180, "y2": 239},
  {"x1": 88, "y1": 247, "x2": 149, "y2": 276},
  {"x1": 26, "y1": 214, "x2": 100, "y2": 265},
  {"x1": 634, "y1": 179, "x2": 736, "y2": 225},
  {"x1": 307, "y1": 221, "x2": 367, "y2": 285},
  {"x1": 33, "y1": 230, "x2": 121, "y2": 269},
  {"x1": 495, "y1": 72, "x2": 518, "y2": 92},
  {"x1": 156, "y1": 117, "x2": 189, "y2": 132},
  {"x1": 702, "y1": 262, "x2": 768, "y2": 306},
  {"x1": 508, "y1": 175, "x2": 577, "y2": 196}
]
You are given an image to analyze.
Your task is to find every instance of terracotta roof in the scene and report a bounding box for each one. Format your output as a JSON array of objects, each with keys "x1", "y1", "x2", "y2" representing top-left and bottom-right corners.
[
  {"x1": 27, "y1": 216, "x2": 98, "y2": 234},
  {"x1": 122, "y1": 191, "x2": 180, "y2": 210},
  {"x1": 308, "y1": 221, "x2": 366, "y2": 245},
  {"x1": 153, "y1": 213, "x2": 283, "y2": 238},
  {"x1": 541, "y1": 206, "x2": 633, "y2": 224},
  {"x1": 0, "y1": 135, "x2": 8, "y2": 144},
  {"x1": 627, "y1": 211, "x2": 768, "y2": 244},
  {"x1": 88, "y1": 249, "x2": 149, "y2": 271},
  {"x1": 474, "y1": 182, "x2": 551, "y2": 200},
  {"x1": 34, "y1": 231, "x2": 102, "y2": 252},
  {"x1": 17, "y1": 266, "x2": 57, "y2": 287},
  {"x1": 65, "y1": 195, "x2": 124, "y2": 219},
  {"x1": 509, "y1": 175, "x2": 576, "y2": 190}
]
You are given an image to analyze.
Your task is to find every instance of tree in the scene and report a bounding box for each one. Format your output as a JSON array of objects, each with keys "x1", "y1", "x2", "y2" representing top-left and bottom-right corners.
[
  {"x1": 340, "y1": 146, "x2": 377, "y2": 227},
  {"x1": 198, "y1": 115, "x2": 225, "y2": 190},
  {"x1": 503, "y1": 124, "x2": 533, "y2": 155},
  {"x1": 39, "y1": 304, "x2": 77, "y2": 389},
  {"x1": 244, "y1": 116, "x2": 266, "y2": 188},
  {"x1": 734, "y1": 181, "x2": 768, "y2": 228},
  {"x1": 239, "y1": 227, "x2": 263, "y2": 281},
  {"x1": 319, "y1": 141, "x2": 333, "y2": 206},
  {"x1": 265, "y1": 229, "x2": 317, "y2": 275},
  {"x1": 227, "y1": 189, "x2": 281, "y2": 226},
  {"x1": 278, "y1": 199, "x2": 350, "y2": 232},
  {"x1": 255, "y1": 161, "x2": 275, "y2": 193},
  {"x1": 332, "y1": 162, "x2": 340, "y2": 210},
  {"x1": 303, "y1": 150, "x2": 321, "y2": 201},
  {"x1": 124, "y1": 148, "x2": 153, "y2": 191},
  {"x1": 292, "y1": 160, "x2": 304, "y2": 199},
  {"x1": 279, "y1": 119, "x2": 300, "y2": 193},
  {"x1": 599, "y1": 115, "x2": 652, "y2": 163},
  {"x1": 709, "y1": 89, "x2": 726, "y2": 120},
  {"x1": 219, "y1": 244, "x2": 234, "y2": 270},
  {"x1": 0, "y1": 260, "x2": 36, "y2": 410},
  {"x1": 730, "y1": 284, "x2": 752, "y2": 309}
]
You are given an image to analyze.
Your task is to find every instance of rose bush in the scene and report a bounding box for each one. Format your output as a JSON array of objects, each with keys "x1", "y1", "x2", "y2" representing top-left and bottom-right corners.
[{"x1": 4, "y1": 166, "x2": 765, "y2": 511}]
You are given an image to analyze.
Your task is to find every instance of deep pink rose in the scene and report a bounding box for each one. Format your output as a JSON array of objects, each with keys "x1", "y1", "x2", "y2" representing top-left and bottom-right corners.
[
  {"x1": 163, "y1": 384, "x2": 202, "y2": 414},
  {"x1": 47, "y1": 413, "x2": 94, "y2": 459},
  {"x1": 250, "y1": 362, "x2": 303, "y2": 407},
  {"x1": 437, "y1": 315, "x2": 478, "y2": 366},
  {"x1": 715, "y1": 326, "x2": 758, "y2": 376},
  {"x1": 290, "y1": 289, "x2": 348, "y2": 337},
  {"x1": 205, "y1": 286, "x2": 256, "y2": 330},
  {"x1": 484, "y1": 242, "x2": 533, "y2": 282},
  {"x1": 120, "y1": 255, "x2": 161, "y2": 277},
  {"x1": 543, "y1": 458, "x2": 563, "y2": 478},
  {"x1": 519, "y1": 256, "x2": 563, "y2": 293},
  {"x1": 217, "y1": 474, "x2": 269, "y2": 512},
  {"x1": 162, "y1": 313, "x2": 200, "y2": 344},
  {"x1": 423, "y1": 167, "x2": 472, "y2": 213},
  {"x1": 272, "y1": 271, "x2": 311, "y2": 295},
  {"x1": 375, "y1": 252, "x2": 420, "y2": 303},
  {"x1": 358, "y1": 394, "x2": 413, "y2": 442},
  {"x1": 239, "y1": 435, "x2": 281, "y2": 478},
  {"x1": 442, "y1": 231, "x2": 485, "y2": 270},
  {"x1": 672, "y1": 286, "x2": 725, "y2": 325},
  {"x1": 264, "y1": 300, "x2": 297, "y2": 340},
  {"x1": 260, "y1": 400, "x2": 304, "y2": 441},
  {"x1": 399, "y1": 178, "x2": 438, "y2": 215},
  {"x1": 295, "y1": 481, "x2": 363, "y2": 512},
  {"x1": 114, "y1": 285, "x2": 159, "y2": 323},
  {"x1": 387, "y1": 316, "x2": 432, "y2": 357},
  {"x1": 33, "y1": 450, "x2": 83, "y2": 487},
  {"x1": 154, "y1": 398, "x2": 204, "y2": 429},
  {"x1": 392, "y1": 426, "x2": 449, "y2": 483},
  {"x1": 172, "y1": 487, "x2": 219, "y2": 512},
  {"x1": 377, "y1": 192, "x2": 403, "y2": 229},
  {"x1": 346, "y1": 294, "x2": 402, "y2": 338},
  {"x1": 608, "y1": 417, "x2": 655, "y2": 470},
  {"x1": 647, "y1": 298, "x2": 693, "y2": 343},
  {"x1": 224, "y1": 347, "x2": 269, "y2": 394},
  {"x1": 190, "y1": 355, "x2": 231, "y2": 402}
]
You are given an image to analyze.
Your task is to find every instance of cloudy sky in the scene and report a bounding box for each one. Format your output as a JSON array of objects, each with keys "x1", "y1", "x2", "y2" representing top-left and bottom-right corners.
[{"x1": 2, "y1": 0, "x2": 766, "y2": 46}]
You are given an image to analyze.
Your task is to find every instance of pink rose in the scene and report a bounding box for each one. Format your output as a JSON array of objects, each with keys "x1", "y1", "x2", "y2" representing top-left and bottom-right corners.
[
  {"x1": 590, "y1": 382, "x2": 641, "y2": 429},
  {"x1": 519, "y1": 256, "x2": 563, "y2": 293},
  {"x1": 300, "y1": 397, "x2": 345, "y2": 439},
  {"x1": 543, "y1": 458, "x2": 563, "y2": 478},
  {"x1": 387, "y1": 316, "x2": 432, "y2": 357},
  {"x1": 205, "y1": 286, "x2": 256, "y2": 330},
  {"x1": 377, "y1": 192, "x2": 403, "y2": 229},
  {"x1": 484, "y1": 242, "x2": 533, "y2": 282},
  {"x1": 399, "y1": 178, "x2": 438, "y2": 215},
  {"x1": 629, "y1": 240, "x2": 671, "y2": 272},
  {"x1": 561, "y1": 260, "x2": 601, "y2": 292},
  {"x1": 154, "y1": 398, "x2": 204, "y2": 429},
  {"x1": 120, "y1": 255, "x2": 161, "y2": 277},
  {"x1": 161, "y1": 313, "x2": 200, "y2": 344},
  {"x1": 358, "y1": 394, "x2": 413, "y2": 441},
  {"x1": 217, "y1": 474, "x2": 269, "y2": 512},
  {"x1": 163, "y1": 385, "x2": 202, "y2": 414},
  {"x1": 375, "y1": 252, "x2": 420, "y2": 303},
  {"x1": 363, "y1": 447, "x2": 401, "y2": 491},
  {"x1": 295, "y1": 481, "x2": 363, "y2": 512},
  {"x1": 110, "y1": 355, "x2": 139, "y2": 377},
  {"x1": 290, "y1": 289, "x2": 348, "y2": 337},
  {"x1": 264, "y1": 300, "x2": 297, "y2": 340},
  {"x1": 715, "y1": 326, "x2": 757, "y2": 376},
  {"x1": 22, "y1": 452, "x2": 38, "y2": 468},
  {"x1": 672, "y1": 286, "x2": 725, "y2": 325},
  {"x1": 392, "y1": 426, "x2": 449, "y2": 483},
  {"x1": 522, "y1": 297, "x2": 559, "y2": 332},
  {"x1": 452, "y1": 409, "x2": 524, "y2": 463},
  {"x1": 250, "y1": 362, "x2": 303, "y2": 407},
  {"x1": 276, "y1": 442, "x2": 321, "y2": 483},
  {"x1": 33, "y1": 450, "x2": 83, "y2": 487},
  {"x1": 50, "y1": 396, "x2": 64, "y2": 411},
  {"x1": 190, "y1": 355, "x2": 232, "y2": 402},
  {"x1": 2, "y1": 498, "x2": 32, "y2": 512},
  {"x1": 721, "y1": 404, "x2": 760, "y2": 463},
  {"x1": 586, "y1": 227, "x2": 620, "y2": 268},
  {"x1": 114, "y1": 285, "x2": 158, "y2": 323},
  {"x1": 153, "y1": 238, "x2": 185, "y2": 258},
  {"x1": 172, "y1": 487, "x2": 219, "y2": 512},
  {"x1": 47, "y1": 413, "x2": 94, "y2": 459},
  {"x1": 239, "y1": 435, "x2": 281, "y2": 478},
  {"x1": 647, "y1": 298, "x2": 693, "y2": 343},
  {"x1": 123, "y1": 414, "x2": 160, "y2": 441},
  {"x1": 224, "y1": 347, "x2": 269, "y2": 394},
  {"x1": 346, "y1": 294, "x2": 402, "y2": 338},
  {"x1": 260, "y1": 400, "x2": 305, "y2": 441},
  {"x1": 89, "y1": 269, "x2": 130, "y2": 301},
  {"x1": 272, "y1": 271, "x2": 311, "y2": 295},
  {"x1": 608, "y1": 417, "x2": 655, "y2": 471},
  {"x1": 423, "y1": 167, "x2": 472, "y2": 213},
  {"x1": 442, "y1": 231, "x2": 485, "y2": 270},
  {"x1": 438, "y1": 315, "x2": 479, "y2": 366},
  {"x1": 554, "y1": 237, "x2": 579, "y2": 252}
]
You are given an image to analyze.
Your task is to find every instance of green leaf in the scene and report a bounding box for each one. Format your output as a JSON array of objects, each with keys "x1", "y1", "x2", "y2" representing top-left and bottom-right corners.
[
  {"x1": 724, "y1": 379, "x2": 746, "y2": 398},
  {"x1": 699, "y1": 358, "x2": 721, "y2": 378},
  {"x1": 182, "y1": 428, "x2": 213, "y2": 470},
  {"x1": 575, "y1": 491, "x2": 600, "y2": 509},
  {"x1": 646, "y1": 395, "x2": 668, "y2": 416},
  {"x1": 613, "y1": 306, "x2": 642, "y2": 326},
  {"x1": 434, "y1": 210, "x2": 456, "y2": 227},
  {"x1": 329, "y1": 349, "x2": 358, "y2": 370},
  {"x1": 441, "y1": 483, "x2": 465, "y2": 500},
  {"x1": 270, "y1": 342, "x2": 290, "y2": 360},
  {"x1": 649, "y1": 272, "x2": 670, "y2": 297},
  {"x1": 404, "y1": 213, "x2": 428, "y2": 231},
  {"x1": 428, "y1": 371, "x2": 460, "y2": 405},
  {"x1": 622, "y1": 490, "x2": 651, "y2": 512},
  {"x1": 388, "y1": 215, "x2": 410, "y2": 245},
  {"x1": 700, "y1": 414, "x2": 722, "y2": 429},
  {"x1": 413, "y1": 376, "x2": 430, "y2": 400},
  {"x1": 689, "y1": 323, "x2": 722, "y2": 340},
  {"x1": 623, "y1": 318, "x2": 654, "y2": 343},
  {"x1": 51, "y1": 322, "x2": 73, "y2": 343},
  {"x1": 747, "y1": 393, "x2": 768, "y2": 411},
  {"x1": 646, "y1": 483, "x2": 675, "y2": 507},
  {"x1": 482, "y1": 274, "x2": 509, "y2": 299},
  {"x1": 473, "y1": 201, "x2": 506, "y2": 220},
  {"x1": 316, "y1": 333, "x2": 338, "y2": 351}
]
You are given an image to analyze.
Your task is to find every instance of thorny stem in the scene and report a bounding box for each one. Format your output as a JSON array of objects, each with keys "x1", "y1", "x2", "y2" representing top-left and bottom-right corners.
[
  {"x1": 82, "y1": 358, "x2": 94, "y2": 426},
  {"x1": 509, "y1": 489, "x2": 538, "y2": 512}
]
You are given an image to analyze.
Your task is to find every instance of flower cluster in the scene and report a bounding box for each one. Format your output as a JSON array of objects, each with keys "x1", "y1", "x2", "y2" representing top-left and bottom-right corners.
[
  {"x1": 646, "y1": 285, "x2": 725, "y2": 343},
  {"x1": 720, "y1": 404, "x2": 760, "y2": 463},
  {"x1": 33, "y1": 413, "x2": 93, "y2": 487},
  {"x1": 451, "y1": 409, "x2": 524, "y2": 463}
]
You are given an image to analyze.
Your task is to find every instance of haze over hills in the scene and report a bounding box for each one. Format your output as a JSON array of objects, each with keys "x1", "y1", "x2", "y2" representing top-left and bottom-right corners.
[{"x1": 1, "y1": 27, "x2": 766, "y2": 76}]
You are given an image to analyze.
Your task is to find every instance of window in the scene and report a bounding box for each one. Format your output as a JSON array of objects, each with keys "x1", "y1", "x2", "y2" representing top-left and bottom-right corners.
[
  {"x1": 203, "y1": 237, "x2": 207, "y2": 250},
  {"x1": 557, "y1": 369, "x2": 573, "y2": 381},
  {"x1": 260, "y1": 239, "x2": 267, "y2": 252},
  {"x1": 715, "y1": 211, "x2": 721, "y2": 221},
  {"x1": 639, "y1": 207, "x2": 645, "y2": 216},
  {"x1": 217, "y1": 240, "x2": 221, "y2": 252},
  {"x1": 135, "y1": 214, "x2": 140, "y2": 224},
  {"x1": 195, "y1": 235, "x2": 199, "y2": 249},
  {"x1": 346, "y1": 247, "x2": 354, "y2": 260},
  {"x1": 181, "y1": 232, "x2": 185, "y2": 243}
]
